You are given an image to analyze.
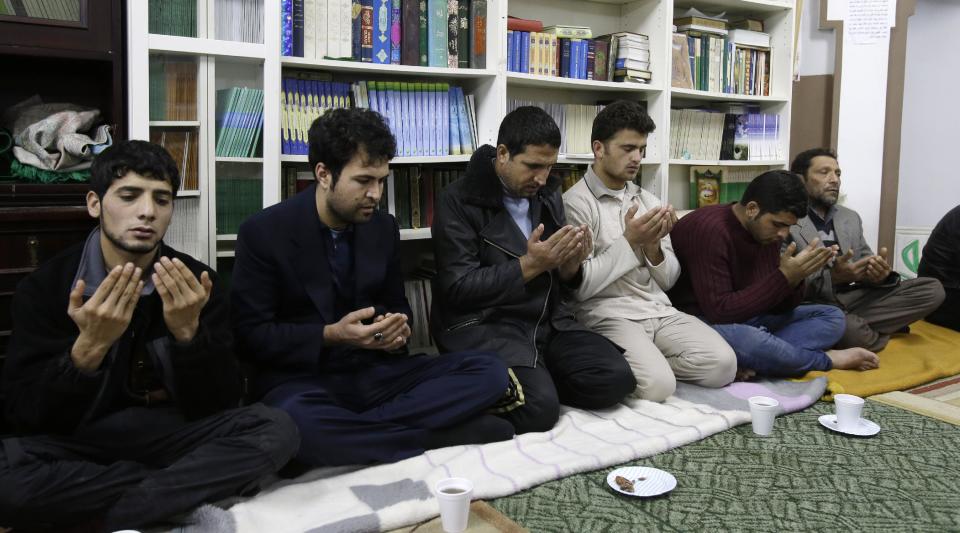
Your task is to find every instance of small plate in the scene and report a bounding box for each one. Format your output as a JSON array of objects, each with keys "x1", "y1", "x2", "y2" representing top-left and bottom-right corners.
[
  {"x1": 818, "y1": 414, "x2": 880, "y2": 437},
  {"x1": 606, "y1": 466, "x2": 677, "y2": 497}
]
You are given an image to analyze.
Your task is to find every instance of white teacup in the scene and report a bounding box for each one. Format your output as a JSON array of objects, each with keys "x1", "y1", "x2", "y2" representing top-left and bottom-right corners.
[
  {"x1": 435, "y1": 477, "x2": 474, "y2": 533},
  {"x1": 834, "y1": 394, "x2": 865, "y2": 432},
  {"x1": 748, "y1": 395, "x2": 780, "y2": 436}
]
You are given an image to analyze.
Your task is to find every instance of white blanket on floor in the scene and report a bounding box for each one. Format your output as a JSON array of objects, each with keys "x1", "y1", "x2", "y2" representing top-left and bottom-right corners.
[{"x1": 223, "y1": 378, "x2": 826, "y2": 533}]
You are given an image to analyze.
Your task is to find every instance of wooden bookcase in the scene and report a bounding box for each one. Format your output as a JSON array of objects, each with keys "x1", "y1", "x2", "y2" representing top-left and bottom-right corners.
[{"x1": 127, "y1": 0, "x2": 797, "y2": 268}]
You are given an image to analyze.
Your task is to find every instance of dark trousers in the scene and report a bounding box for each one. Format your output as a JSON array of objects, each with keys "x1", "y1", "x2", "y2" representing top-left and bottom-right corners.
[
  {"x1": 263, "y1": 350, "x2": 513, "y2": 467},
  {"x1": 502, "y1": 330, "x2": 636, "y2": 435},
  {"x1": 0, "y1": 403, "x2": 298, "y2": 531},
  {"x1": 926, "y1": 287, "x2": 960, "y2": 332}
]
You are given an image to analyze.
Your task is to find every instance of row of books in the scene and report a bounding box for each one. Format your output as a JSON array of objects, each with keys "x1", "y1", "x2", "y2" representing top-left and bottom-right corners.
[
  {"x1": 688, "y1": 165, "x2": 758, "y2": 209},
  {"x1": 504, "y1": 24, "x2": 651, "y2": 83},
  {"x1": 215, "y1": 0, "x2": 264, "y2": 43},
  {"x1": 149, "y1": 128, "x2": 200, "y2": 191},
  {"x1": 149, "y1": 56, "x2": 197, "y2": 121},
  {"x1": 0, "y1": 0, "x2": 79, "y2": 20},
  {"x1": 671, "y1": 9, "x2": 772, "y2": 95},
  {"x1": 388, "y1": 166, "x2": 464, "y2": 229},
  {"x1": 281, "y1": 76, "x2": 478, "y2": 158},
  {"x1": 669, "y1": 108, "x2": 782, "y2": 162},
  {"x1": 148, "y1": 0, "x2": 197, "y2": 38},
  {"x1": 166, "y1": 198, "x2": 203, "y2": 259},
  {"x1": 509, "y1": 99, "x2": 603, "y2": 156},
  {"x1": 215, "y1": 87, "x2": 265, "y2": 158},
  {"x1": 281, "y1": 0, "x2": 487, "y2": 69},
  {"x1": 403, "y1": 278, "x2": 434, "y2": 349},
  {"x1": 216, "y1": 176, "x2": 262, "y2": 235}
]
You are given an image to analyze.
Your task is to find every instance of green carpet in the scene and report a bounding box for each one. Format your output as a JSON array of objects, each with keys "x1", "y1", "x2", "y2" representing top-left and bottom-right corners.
[{"x1": 490, "y1": 401, "x2": 960, "y2": 532}]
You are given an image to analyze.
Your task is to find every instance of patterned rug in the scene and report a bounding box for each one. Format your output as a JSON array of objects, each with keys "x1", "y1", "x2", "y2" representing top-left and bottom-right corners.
[
  {"x1": 871, "y1": 373, "x2": 960, "y2": 426},
  {"x1": 490, "y1": 401, "x2": 960, "y2": 532}
]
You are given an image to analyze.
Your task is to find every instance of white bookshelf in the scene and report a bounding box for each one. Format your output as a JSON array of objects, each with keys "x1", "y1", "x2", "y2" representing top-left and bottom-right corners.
[{"x1": 128, "y1": 0, "x2": 797, "y2": 265}]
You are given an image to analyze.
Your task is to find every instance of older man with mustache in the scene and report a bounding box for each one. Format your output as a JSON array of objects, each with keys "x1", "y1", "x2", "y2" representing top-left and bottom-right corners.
[{"x1": 787, "y1": 148, "x2": 945, "y2": 352}]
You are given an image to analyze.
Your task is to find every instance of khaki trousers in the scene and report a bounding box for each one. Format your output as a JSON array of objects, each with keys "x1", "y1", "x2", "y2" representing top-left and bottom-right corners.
[{"x1": 586, "y1": 312, "x2": 737, "y2": 401}]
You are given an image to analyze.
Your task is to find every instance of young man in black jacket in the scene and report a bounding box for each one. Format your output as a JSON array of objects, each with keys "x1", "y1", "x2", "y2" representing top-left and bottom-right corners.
[
  {"x1": 0, "y1": 140, "x2": 299, "y2": 532},
  {"x1": 431, "y1": 106, "x2": 637, "y2": 434}
]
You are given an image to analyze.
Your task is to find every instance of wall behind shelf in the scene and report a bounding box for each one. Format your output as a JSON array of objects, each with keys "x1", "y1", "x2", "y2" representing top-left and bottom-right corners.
[{"x1": 896, "y1": 0, "x2": 960, "y2": 230}]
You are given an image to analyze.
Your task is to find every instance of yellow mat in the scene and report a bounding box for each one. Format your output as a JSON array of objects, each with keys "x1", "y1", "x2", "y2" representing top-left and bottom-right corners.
[{"x1": 804, "y1": 321, "x2": 960, "y2": 401}]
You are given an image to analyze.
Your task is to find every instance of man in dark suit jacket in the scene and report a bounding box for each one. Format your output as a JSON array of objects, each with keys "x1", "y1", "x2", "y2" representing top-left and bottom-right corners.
[
  {"x1": 431, "y1": 106, "x2": 636, "y2": 435},
  {"x1": 788, "y1": 148, "x2": 945, "y2": 351},
  {"x1": 231, "y1": 108, "x2": 513, "y2": 466},
  {"x1": 919, "y1": 205, "x2": 960, "y2": 331}
]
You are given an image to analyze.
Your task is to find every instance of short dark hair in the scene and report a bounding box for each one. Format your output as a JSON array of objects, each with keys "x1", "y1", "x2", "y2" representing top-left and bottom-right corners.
[
  {"x1": 790, "y1": 147, "x2": 837, "y2": 178},
  {"x1": 591, "y1": 100, "x2": 656, "y2": 143},
  {"x1": 497, "y1": 106, "x2": 561, "y2": 156},
  {"x1": 308, "y1": 107, "x2": 397, "y2": 183},
  {"x1": 740, "y1": 170, "x2": 808, "y2": 218},
  {"x1": 89, "y1": 140, "x2": 181, "y2": 199}
]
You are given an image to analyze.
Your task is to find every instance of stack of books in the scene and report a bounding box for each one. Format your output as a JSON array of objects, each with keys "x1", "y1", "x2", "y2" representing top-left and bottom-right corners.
[
  {"x1": 281, "y1": 76, "x2": 478, "y2": 158},
  {"x1": 214, "y1": 87, "x2": 265, "y2": 158},
  {"x1": 149, "y1": 0, "x2": 197, "y2": 37},
  {"x1": 281, "y1": 0, "x2": 487, "y2": 69}
]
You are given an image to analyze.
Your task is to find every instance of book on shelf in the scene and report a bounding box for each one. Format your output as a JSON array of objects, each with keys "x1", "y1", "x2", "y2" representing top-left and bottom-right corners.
[
  {"x1": 543, "y1": 25, "x2": 591, "y2": 39},
  {"x1": 469, "y1": 0, "x2": 486, "y2": 69},
  {"x1": 446, "y1": 0, "x2": 459, "y2": 68},
  {"x1": 506, "y1": 15, "x2": 542, "y2": 32},
  {"x1": 215, "y1": 0, "x2": 263, "y2": 43},
  {"x1": 728, "y1": 29, "x2": 770, "y2": 49},
  {"x1": 671, "y1": 33, "x2": 694, "y2": 89},
  {"x1": 730, "y1": 18, "x2": 764, "y2": 32},
  {"x1": 150, "y1": 128, "x2": 199, "y2": 191},
  {"x1": 149, "y1": 56, "x2": 197, "y2": 121},
  {"x1": 215, "y1": 87, "x2": 265, "y2": 158},
  {"x1": 216, "y1": 175, "x2": 263, "y2": 235},
  {"x1": 390, "y1": 165, "x2": 464, "y2": 229},
  {"x1": 688, "y1": 166, "x2": 758, "y2": 209},
  {"x1": 149, "y1": 0, "x2": 197, "y2": 37},
  {"x1": 673, "y1": 16, "x2": 726, "y2": 32},
  {"x1": 391, "y1": 0, "x2": 402, "y2": 64},
  {"x1": 165, "y1": 198, "x2": 203, "y2": 259},
  {"x1": 403, "y1": 278, "x2": 434, "y2": 349}
]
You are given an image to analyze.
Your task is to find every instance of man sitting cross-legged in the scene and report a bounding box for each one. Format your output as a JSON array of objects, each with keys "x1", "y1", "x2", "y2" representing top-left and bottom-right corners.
[
  {"x1": 0, "y1": 140, "x2": 299, "y2": 532},
  {"x1": 231, "y1": 108, "x2": 514, "y2": 467},
  {"x1": 788, "y1": 148, "x2": 945, "y2": 351},
  {"x1": 919, "y1": 205, "x2": 960, "y2": 331},
  {"x1": 563, "y1": 100, "x2": 736, "y2": 400},
  {"x1": 668, "y1": 170, "x2": 880, "y2": 378},
  {"x1": 431, "y1": 106, "x2": 636, "y2": 435}
]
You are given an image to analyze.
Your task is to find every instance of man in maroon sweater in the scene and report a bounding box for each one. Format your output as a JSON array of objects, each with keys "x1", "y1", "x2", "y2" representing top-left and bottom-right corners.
[{"x1": 669, "y1": 170, "x2": 879, "y2": 377}]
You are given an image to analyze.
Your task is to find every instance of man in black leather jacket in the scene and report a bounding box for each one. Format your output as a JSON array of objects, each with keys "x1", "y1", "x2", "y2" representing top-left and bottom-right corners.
[{"x1": 432, "y1": 106, "x2": 636, "y2": 434}]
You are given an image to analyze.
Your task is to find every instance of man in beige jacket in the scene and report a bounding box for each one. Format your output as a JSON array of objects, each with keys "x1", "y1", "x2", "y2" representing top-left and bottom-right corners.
[{"x1": 563, "y1": 101, "x2": 737, "y2": 401}]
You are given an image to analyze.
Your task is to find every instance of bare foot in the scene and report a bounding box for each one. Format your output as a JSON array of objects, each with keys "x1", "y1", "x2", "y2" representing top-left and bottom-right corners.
[
  {"x1": 826, "y1": 347, "x2": 880, "y2": 371},
  {"x1": 735, "y1": 367, "x2": 756, "y2": 381}
]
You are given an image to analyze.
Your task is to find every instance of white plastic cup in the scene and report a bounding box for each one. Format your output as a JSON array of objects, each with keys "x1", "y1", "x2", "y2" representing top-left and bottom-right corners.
[
  {"x1": 834, "y1": 394, "x2": 865, "y2": 432},
  {"x1": 748, "y1": 395, "x2": 780, "y2": 436},
  {"x1": 435, "y1": 477, "x2": 473, "y2": 533}
]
